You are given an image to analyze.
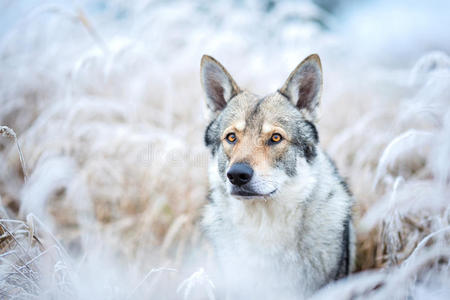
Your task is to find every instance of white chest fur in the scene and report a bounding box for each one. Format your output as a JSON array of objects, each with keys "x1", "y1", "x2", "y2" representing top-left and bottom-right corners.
[{"x1": 203, "y1": 194, "x2": 324, "y2": 299}]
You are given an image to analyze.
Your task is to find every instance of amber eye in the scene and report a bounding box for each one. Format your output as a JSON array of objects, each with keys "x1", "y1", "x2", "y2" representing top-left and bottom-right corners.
[
  {"x1": 270, "y1": 133, "x2": 282, "y2": 144},
  {"x1": 226, "y1": 133, "x2": 237, "y2": 144}
]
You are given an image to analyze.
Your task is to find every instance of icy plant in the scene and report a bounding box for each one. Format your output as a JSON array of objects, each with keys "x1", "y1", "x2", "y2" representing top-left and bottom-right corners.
[
  {"x1": 0, "y1": 0, "x2": 449, "y2": 299},
  {"x1": 177, "y1": 268, "x2": 215, "y2": 300},
  {"x1": 0, "y1": 126, "x2": 28, "y2": 181},
  {"x1": 0, "y1": 213, "x2": 74, "y2": 299}
]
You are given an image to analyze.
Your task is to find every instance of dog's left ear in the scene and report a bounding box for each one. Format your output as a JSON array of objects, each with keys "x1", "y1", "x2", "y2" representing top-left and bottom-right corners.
[
  {"x1": 279, "y1": 54, "x2": 322, "y2": 121},
  {"x1": 200, "y1": 55, "x2": 240, "y2": 114}
]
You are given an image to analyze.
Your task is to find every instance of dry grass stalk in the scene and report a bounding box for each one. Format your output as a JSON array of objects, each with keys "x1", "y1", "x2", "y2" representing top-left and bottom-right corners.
[
  {"x1": 0, "y1": 126, "x2": 28, "y2": 182},
  {"x1": 0, "y1": 1, "x2": 449, "y2": 299}
]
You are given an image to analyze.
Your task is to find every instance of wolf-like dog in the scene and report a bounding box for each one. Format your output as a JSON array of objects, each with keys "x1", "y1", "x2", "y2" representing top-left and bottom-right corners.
[{"x1": 200, "y1": 54, "x2": 355, "y2": 299}]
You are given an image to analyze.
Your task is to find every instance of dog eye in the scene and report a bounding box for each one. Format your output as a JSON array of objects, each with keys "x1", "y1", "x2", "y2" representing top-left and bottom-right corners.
[
  {"x1": 269, "y1": 133, "x2": 282, "y2": 144},
  {"x1": 226, "y1": 133, "x2": 237, "y2": 144}
]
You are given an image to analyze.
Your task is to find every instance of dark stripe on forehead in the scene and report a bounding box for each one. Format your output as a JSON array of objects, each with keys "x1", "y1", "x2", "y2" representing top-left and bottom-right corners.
[
  {"x1": 249, "y1": 97, "x2": 266, "y2": 118},
  {"x1": 246, "y1": 97, "x2": 267, "y2": 132}
]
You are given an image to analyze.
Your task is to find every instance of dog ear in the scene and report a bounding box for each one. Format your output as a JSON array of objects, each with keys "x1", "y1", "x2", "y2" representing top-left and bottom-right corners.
[
  {"x1": 279, "y1": 54, "x2": 322, "y2": 120},
  {"x1": 201, "y1": 55, "x2": 240, "y2": 113}
]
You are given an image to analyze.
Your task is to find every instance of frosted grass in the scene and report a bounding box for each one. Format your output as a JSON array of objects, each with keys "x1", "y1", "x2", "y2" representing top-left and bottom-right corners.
[{"x1": 0, "y1": 0, "x2": 449, "y2": 299}]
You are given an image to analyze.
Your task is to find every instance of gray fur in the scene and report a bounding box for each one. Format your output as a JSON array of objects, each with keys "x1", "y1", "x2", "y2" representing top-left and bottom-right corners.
[{"x1": 200, "y1": 54, "x2": 355, "y2": 299}]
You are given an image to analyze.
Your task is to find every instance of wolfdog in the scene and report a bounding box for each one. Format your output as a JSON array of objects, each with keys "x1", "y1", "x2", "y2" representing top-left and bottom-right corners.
[{"x1": 200, "y1": 54, "x2": 355, "y2": 299}]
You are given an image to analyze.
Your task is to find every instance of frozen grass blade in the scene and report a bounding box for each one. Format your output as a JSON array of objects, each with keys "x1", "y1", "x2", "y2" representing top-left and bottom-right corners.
[
  {"x1": 126, "y1": 267, "x2": 177, "y2": 300},
  {"x1": 0, "y1": 126, "x2": 28, "y2": 182},
  {"x1": 177, "y1": 268, "x2": 216, "y2": 300},
  {"x1": 0, "y1": 1, "x2": 449, "y2": 299}
]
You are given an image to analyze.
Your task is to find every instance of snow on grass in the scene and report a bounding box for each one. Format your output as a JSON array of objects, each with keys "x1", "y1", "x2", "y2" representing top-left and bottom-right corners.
[{"x1": 0, "y1": 0, "x2": 449, "y2": 299}]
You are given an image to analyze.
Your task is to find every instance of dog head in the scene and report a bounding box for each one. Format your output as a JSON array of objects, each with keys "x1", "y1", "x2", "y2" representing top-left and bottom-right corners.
[{"x1": 201, "y1": 55, "x2": 322, "y2": 199}]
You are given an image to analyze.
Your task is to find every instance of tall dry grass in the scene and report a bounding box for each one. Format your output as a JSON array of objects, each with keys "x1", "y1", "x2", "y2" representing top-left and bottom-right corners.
[{"x1": 0, "y1": 0, "x2": 449, "y2": 299}]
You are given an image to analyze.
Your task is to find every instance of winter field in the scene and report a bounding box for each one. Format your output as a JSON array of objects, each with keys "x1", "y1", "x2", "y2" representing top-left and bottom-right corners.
[{"x1": 0, "y1": 0, "x2": 449, "y2": 299}]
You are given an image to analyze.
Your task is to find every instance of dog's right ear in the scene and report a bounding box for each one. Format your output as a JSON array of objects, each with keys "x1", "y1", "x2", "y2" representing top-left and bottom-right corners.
[
  {"x1": 200, "y1": 55, "x2": 240, "y2": 114},
  {"x1": 279, "y1": 54, "x2": 322, "y2": 121}
]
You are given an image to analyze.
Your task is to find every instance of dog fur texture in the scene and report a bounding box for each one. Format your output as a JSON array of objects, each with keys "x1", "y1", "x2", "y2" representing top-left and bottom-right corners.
[{"x1": 200, "y1": 54, "x2": 355, "y2": 299}]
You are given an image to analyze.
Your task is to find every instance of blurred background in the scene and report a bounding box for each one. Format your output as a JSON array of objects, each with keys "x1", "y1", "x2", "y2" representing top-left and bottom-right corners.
[{"x1": 0, "y1": 0, "x2": 449, "y2": 299}]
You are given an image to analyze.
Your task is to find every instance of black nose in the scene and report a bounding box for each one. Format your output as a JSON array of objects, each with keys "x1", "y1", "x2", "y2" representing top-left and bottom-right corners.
[{"x1": 227, "y1": 163, "x2": 253, "y2": 186}]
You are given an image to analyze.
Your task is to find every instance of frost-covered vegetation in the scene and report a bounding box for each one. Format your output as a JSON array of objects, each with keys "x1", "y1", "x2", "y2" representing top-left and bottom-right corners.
[{"x1": 0, "y1": 0, "x2": 449, "y2": 299}]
